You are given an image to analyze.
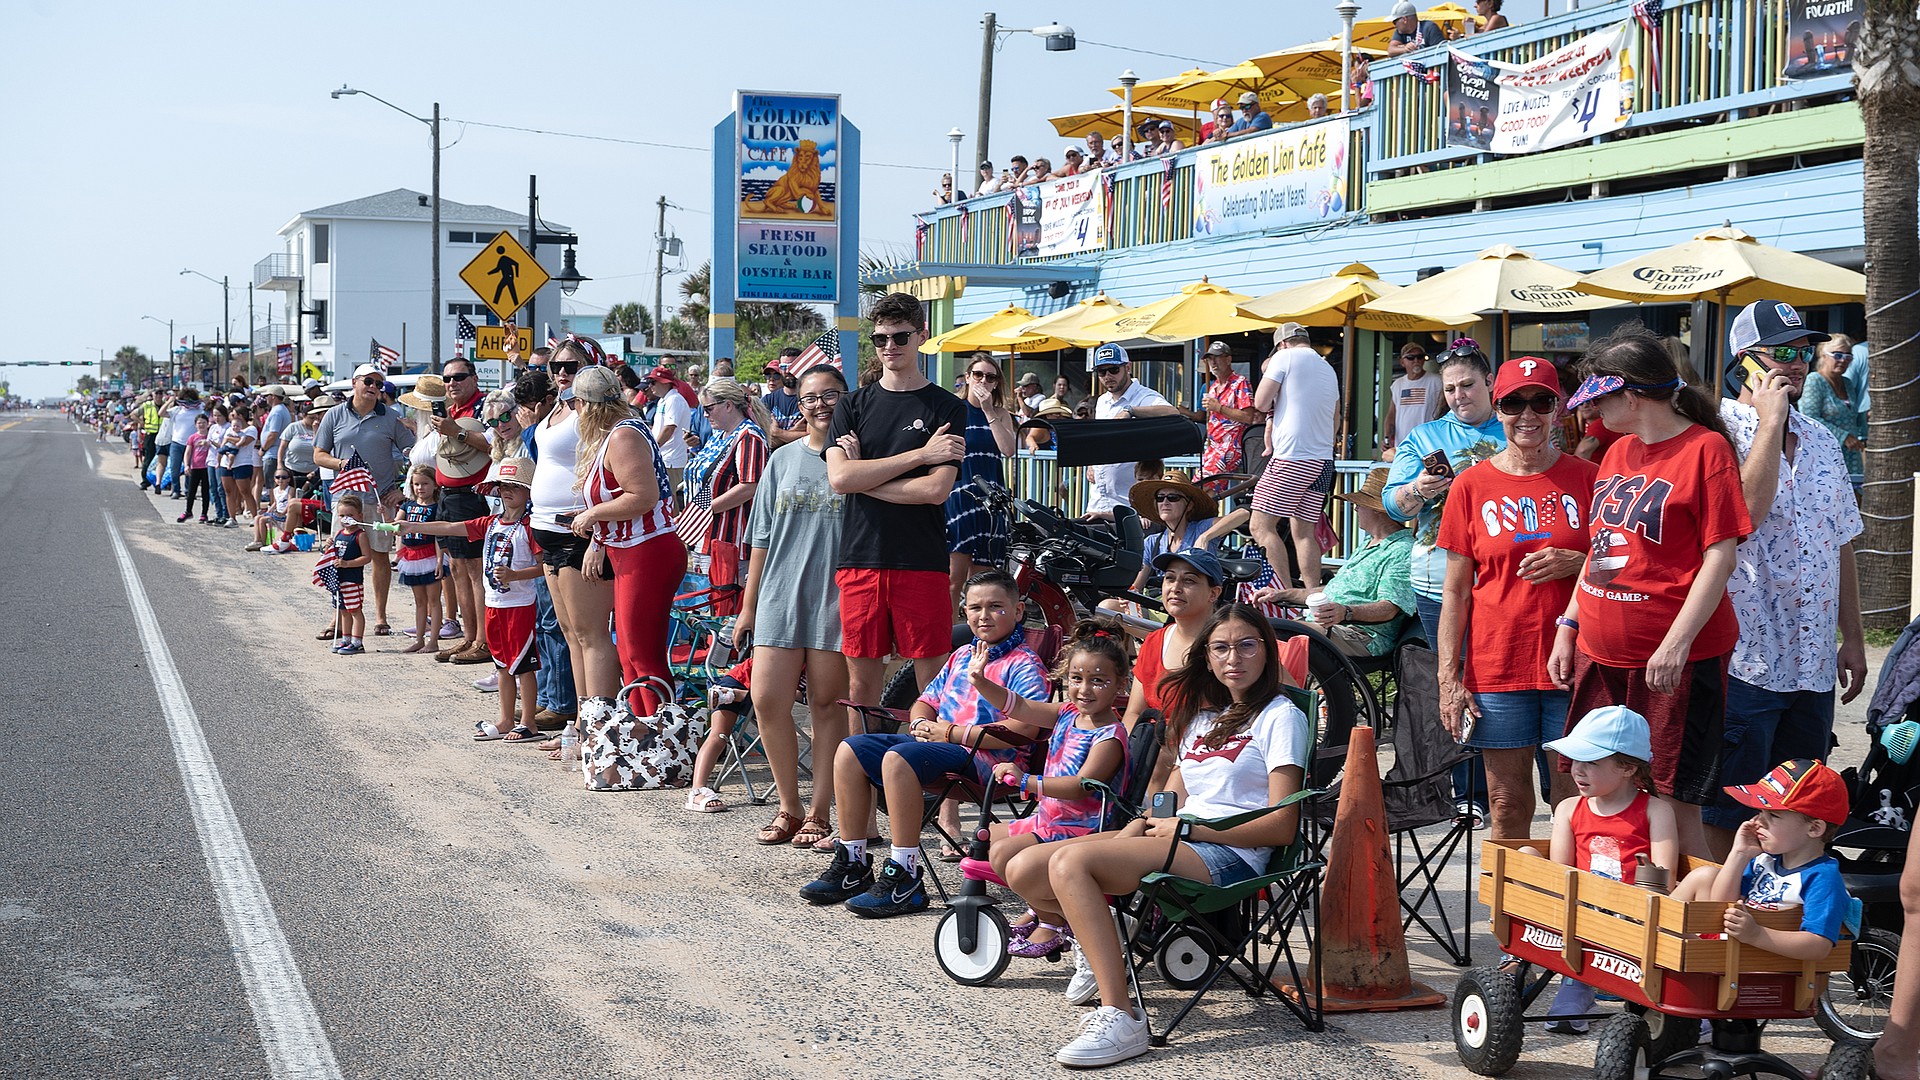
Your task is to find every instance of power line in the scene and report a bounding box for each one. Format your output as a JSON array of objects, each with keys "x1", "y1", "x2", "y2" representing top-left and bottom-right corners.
[{"x1": 1075, "y1": 38, "x2": 1228, "y2": 67}]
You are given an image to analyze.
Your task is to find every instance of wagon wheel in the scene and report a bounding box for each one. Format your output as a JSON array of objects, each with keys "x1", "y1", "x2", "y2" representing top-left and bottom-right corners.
[
  {"x1": 1626, "y1": 1002, "x2": 1700, "y2": 1066},
  {"x1": 1592, "y1": 1012, "x2": 1650, "y2": 1080},
  {"x1": 1452, "y1": 966, "x2": 1523, "y2": 1076}
]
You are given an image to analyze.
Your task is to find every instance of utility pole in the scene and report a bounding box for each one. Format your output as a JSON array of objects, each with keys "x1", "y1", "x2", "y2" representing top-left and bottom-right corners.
[
  {"x1": 526, "y1": 175, "x2": 539, "y2": 340},
  {"x1": 654, "y1": 195, "x2": 668, "y2": 349},
  {"x1": 977, "y1": 12, "x2": 996, "y2": 173},
  {"x1": 431, "y1": 102, "x2": 441, "y2": 373},
  {"x1": 222, "y1": 274, "x2": 231, "y2": 389},
  {"x1": 247, "y1": 283, "x2": 255, "y2": 382}
]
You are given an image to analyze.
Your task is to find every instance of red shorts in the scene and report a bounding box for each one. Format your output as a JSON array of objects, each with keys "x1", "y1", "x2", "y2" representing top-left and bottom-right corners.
[
  {"x1": 835, "y1": 567, "x2": 950, "y2": 660},
  {"x1": 1565, "y1": 650, "x2": 1727, "y2": 804},
  {"x1": 486, "y1": 604, "x2": 539, "y2": 675}
]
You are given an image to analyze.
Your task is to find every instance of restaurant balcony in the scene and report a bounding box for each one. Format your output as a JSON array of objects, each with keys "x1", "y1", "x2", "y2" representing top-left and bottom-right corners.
[{"x1": 910, "y1": 0, "x2": 1859, "y2": 266}]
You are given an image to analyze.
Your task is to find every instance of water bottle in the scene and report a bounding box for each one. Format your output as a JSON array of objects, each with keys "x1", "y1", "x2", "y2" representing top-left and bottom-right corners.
[{"x1": 559, "y1": 719, "x2": 580, "y2": 765}]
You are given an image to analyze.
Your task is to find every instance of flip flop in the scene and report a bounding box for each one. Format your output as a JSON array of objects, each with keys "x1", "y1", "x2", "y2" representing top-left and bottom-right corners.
[
  {"x1": 502, "y1": 725, "x2": 541, "y2": 744},
  {"x1": 935, "y1": 843, "x2": 966, "y2": 863},
  {"x1": 315, "y1": 626, "x2": 337, "y2": 641},
  {"x1": 473, "y1": 721, "x2": 507, "y2": 741},
  {"x1": 373, "y1": 623, "x2": 392, "y2": 637}
]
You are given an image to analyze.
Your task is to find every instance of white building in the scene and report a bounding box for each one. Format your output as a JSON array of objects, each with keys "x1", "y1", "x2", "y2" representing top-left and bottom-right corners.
[{"x1": 253, "y1": 188, "x2": 570, "y2": 379}]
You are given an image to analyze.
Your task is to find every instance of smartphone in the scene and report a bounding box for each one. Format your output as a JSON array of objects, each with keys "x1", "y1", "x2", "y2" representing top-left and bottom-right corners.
[
  {"x1": 431, "y1": 400, "x2": 447, "y2": 419},
  {"x1": 1739, "y1": 356, "x2": 1769, "y2": 390},
  {"x1": 1150, "y1": 791, "x2": 1176, "y2": 818},
  {"x1": 1421, "y1": 448, "x2": 1454, "y2": 479},
  {"x1": 555, "y1": 511, "x2": 577, "y2": 528},
  {"x1": 1456, "y1": 709, "x2": 1477, "y2": 746}
]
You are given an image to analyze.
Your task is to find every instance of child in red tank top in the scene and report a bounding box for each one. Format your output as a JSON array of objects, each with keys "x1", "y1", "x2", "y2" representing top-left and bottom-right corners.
[{"x1": 1530, "y1": 706, "x2": 1679, "y2": 1032}]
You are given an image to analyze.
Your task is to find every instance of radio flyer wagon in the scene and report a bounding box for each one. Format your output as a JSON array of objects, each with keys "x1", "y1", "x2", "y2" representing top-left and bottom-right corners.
[{"x1": 1453, "y1": 840, "x2": 1868, "y2": 1080}]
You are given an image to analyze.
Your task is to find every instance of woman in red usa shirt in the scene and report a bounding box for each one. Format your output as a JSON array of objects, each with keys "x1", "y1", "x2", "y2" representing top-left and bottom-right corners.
[{"x1": 1548, "y1": 327, "x2": 1752, "y2": 859}]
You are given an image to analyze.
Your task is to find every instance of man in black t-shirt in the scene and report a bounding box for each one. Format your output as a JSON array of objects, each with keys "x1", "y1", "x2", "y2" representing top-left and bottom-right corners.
[
  {"x1": 825, "y1": 292, "x2": 967, "y2": 707},
  {"x1": 1386, "y1": 0, "x2": 1447, "y2": 56}
]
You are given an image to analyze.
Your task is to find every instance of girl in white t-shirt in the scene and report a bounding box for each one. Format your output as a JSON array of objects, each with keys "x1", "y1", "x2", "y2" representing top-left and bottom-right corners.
[{"x1": 1019, "y1": 604, "x2": 1310, "y2": 1068}]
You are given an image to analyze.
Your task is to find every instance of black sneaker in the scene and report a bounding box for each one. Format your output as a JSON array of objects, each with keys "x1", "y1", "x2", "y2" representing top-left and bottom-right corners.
[
  {"x1": 845, "y1": 858, "x2": 927, "y2": 919},
  {"x1": 799, "y1": 841, "x2": 872, "y2": 905}
]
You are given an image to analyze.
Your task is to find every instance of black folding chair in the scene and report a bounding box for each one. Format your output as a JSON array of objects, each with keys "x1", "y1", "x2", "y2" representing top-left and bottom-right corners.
[{"x1": 1383, "y1": 644, "x2": 1477, "y2": 966}]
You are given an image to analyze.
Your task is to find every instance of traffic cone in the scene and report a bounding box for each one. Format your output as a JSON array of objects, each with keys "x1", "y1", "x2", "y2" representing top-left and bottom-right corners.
[{"x1": 1290, "y1": 724, "x2": 1444, "y2": 1012}]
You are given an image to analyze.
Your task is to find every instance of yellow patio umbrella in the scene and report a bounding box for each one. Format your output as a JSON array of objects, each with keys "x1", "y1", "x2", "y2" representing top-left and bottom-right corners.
[
  {"x1": 1246, "y1": 42, "x2": 1385, "y2": 85},
  {"x1": 1048, "y1": 107, "x2": 1201, "y2": 146},
  {"x1": 1348, "y1": 3, "x2": 1475, "y2": 52},
  {"x1": 919, "y1": 306, "x2": 1078, "y2": 355},
  {"x1": 1240, "y1": 263, "x2": 1474, "y2": 449},
  {"x1": 1571, "y1": 224, "x2": 1867, "y2": 388},
  {"x1": 1361, "y1": 245, "x2": 1624, "y2": 369},
  {"x1": 1165, "y1": 63, "x2": 1314, "y2": 122},
  {"x1": 1107, "y1": 69, "x2": 1215, "y2": 112},
  {"x1": 1007, "y1": 293, "x2": 1135, "y2": 348},
  {"x1": 1076, "y1": 278, "x2": 1277, "y2": 344}
]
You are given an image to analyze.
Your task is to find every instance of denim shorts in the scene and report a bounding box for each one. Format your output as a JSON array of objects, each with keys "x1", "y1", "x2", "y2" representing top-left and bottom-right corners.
[
  {"x1": 845, "y1": 733, "x2": 977, "y2": 787},
  {"x1": 1185, "y1": 840, "x2": 1262, "y2": 886},
  {"x1": 1470, "y1": 689, "x2": 1573, "y2": 750}
]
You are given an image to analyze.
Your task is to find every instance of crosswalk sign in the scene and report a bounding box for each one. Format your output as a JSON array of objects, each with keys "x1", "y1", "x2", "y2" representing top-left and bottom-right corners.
[{"x1": 459, "y1": 231, "x2": 549, "y2": 322}]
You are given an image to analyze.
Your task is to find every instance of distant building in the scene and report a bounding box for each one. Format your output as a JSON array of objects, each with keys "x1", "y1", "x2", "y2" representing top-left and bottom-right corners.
[{"x1": 253, "y1": 188, "x2": 570, "y2": 378}]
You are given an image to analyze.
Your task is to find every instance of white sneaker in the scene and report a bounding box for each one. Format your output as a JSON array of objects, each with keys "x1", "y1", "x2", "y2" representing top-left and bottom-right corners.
[
  {"x1": 1065, "y1": 941, "x2": 1100, "y2": 1006},
  {"x1": 1055, "y1": 1005, "x2": 1149, "y2": 1067},
  {"x1": 473, "y1": 673, "x2": 499, "y2": 693}
]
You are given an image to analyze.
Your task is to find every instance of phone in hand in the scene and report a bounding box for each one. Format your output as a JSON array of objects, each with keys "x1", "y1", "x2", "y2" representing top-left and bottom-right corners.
[
  {"x1": 1456, "y1": 710, "x2": 1477, "y2": 746},
  {"x1": 1739, "y1": 356, "x2": 1770, "y2": 391},
  {"x1": 431, "y1": 400, "x2": 447, "y2": 419},
  {"x1": 1421, "y1": 448, "x2": 1454, "y2": 479},
  {"x1": 1150, "y1": 791, "x2": 1177, "y2": 818},
  {"x1": 555, "y1": 511, "x2": 577, "y2": 528}
]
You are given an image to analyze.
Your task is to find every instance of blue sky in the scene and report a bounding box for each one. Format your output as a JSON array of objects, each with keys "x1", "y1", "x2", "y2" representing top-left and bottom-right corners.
[{"x1": 3, "y1": 0, "x2": 1382, "y2": 399}]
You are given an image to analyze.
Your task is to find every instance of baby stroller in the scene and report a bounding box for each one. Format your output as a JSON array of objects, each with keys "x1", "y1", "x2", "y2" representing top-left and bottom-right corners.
[{"x1": 1820, "y1": 617, "x2": 1920, "y2": 1044}]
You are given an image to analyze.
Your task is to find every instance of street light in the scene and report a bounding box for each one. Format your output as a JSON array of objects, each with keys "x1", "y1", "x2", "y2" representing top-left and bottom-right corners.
[
  {"x1": 333, "y1": 85, "x2": 442, "y2": 371},
  {"x1": 1336, "y1": 0, "x2": 1362, "y2": 115},
  {"x1": 140, "y1": 315, "x2": 173, "y2": 386},
  {"x1": 1118, "y1": 70, "x2": 1138, "y2": 164},
  {"x1": 180, "y1": 269, "x2": 231, "y2": 387},
  {"x1": 947, "y1": 128, "x2": 964, "y2": 200},
  {"x1": 976, "y1": 14, "x2": 1078, "y2": 173}
]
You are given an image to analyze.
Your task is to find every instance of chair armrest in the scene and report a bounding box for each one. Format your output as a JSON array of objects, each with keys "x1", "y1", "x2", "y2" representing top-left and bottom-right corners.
[{"x1": 1177, "y1": 787, "x2": 1320, "y2": 831}]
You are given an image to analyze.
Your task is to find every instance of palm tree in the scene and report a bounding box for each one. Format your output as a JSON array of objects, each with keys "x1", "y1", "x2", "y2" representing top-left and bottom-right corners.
[
  {"x1": 603, "y1": 302, "x2": 653, "y2": 337},
  {"x1": 112, "y1": 346, "x2": 154, "y2": 385},
  {"x1": 1856, "y1": 0, "x2": 1920, "y2": 628},
  {"x1": 677, "y1": 260, "x2": 826, "y2": 352}
]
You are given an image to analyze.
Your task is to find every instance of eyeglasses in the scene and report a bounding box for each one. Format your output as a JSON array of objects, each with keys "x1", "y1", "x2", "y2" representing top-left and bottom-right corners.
[
  {"x1": 1207, "y1": 638, "x2": 1264, "y2": 660},
  {"x1": 1750, "y1": 345, "x2": 1817, "y2": 365},
  {"x1": 1154, "y1": 493, "x2": 1188, "y2": 503},
  {"x1": 797, "y1": 390, "x2": 843, "y2": 408},
  {"x1": 871, "y1": 330, "x2": 917, "y2": 349},
  {"x1": 445, "y1": 371, "x2": 475, "y2": 382},
  {"x1": 968, "y1": 370, "x2": 1000, "y2": 383},
  {"x1": 358, "y1": 376, "x2": 384, "y2": 387},
  {"x1": 1495, "y1": 392, "x2": 1559, "y2": 416}
]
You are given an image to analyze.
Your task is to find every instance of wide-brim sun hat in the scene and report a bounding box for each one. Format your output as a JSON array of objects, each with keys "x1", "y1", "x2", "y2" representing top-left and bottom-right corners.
[{"x1": 1129, "y1": 472, "x2": 1218, "y2": 522}]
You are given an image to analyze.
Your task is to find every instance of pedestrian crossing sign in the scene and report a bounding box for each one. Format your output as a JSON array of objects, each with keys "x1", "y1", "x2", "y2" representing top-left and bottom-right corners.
[{"x1": 459, "y1": 231, "x2": 549, "y2": 322}]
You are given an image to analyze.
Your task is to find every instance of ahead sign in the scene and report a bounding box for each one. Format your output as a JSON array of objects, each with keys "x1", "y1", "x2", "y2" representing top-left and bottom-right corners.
[
  {"x1": 475, "y1": 325, "x2": 533, "y2": 361},
  {"x1": 459, "y1": 231, "x2": 549, "y2": 322}
]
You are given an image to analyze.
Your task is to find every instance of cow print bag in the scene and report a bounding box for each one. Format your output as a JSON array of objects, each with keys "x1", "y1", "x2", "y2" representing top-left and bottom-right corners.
[{"x1": 579, "y1": 682, "x2": 696, "y2": 791}]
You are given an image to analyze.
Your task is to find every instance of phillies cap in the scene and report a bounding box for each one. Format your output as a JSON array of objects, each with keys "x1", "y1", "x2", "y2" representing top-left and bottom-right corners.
[
  {"x1": 1545, "y1": 705, "x2": 1653, "y2": 763},
  {"x1": 1492, "y1": 356, "x2": 1561, "y2": 400},
  {"x1": 1091, "y1": 343, "x2": 1129, "y2": 369},
  {"x1": 1729, "y1": 299, "x2": 1830, "y2": 355},
  {"x1": 1724, "y1": 758, "x2": 1851, "y2": 826}
]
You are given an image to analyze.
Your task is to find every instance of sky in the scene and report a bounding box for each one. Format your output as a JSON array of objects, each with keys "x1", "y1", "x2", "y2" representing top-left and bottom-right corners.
[{"x1": 3, "y1": 0, "x2": 1383, "y2": 400}]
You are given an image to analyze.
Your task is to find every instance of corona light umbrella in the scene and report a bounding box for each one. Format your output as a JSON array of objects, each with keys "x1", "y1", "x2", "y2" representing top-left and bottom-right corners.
[
  {"x1": 1108, "y1": 69, "x2": 1216, "y2": 111},
  {"x1": 1076, "y1": 278, "x2": 1277, "y2": 344},
  {"x1": 1362, "y1": 244, "x2": 1624, "y2": 361},
  {"x1": 1347, "y1": 2, "x2": 1476, "y2": 52},
  {"x1": 1571, "y1": 224, "x2": 1867, "y2": 388},
  {"x1": 1048, "y1": 107, "x2": 1201, "y2": 147},
  {"x1": 1164, "y1": 63, "x2": 1312, "y2": 122},
  {"x1": 919, "y1": 306, "x2": 1078, "y2": 355},
  {"x1": 1007, "y1": 293, "x2": 1135, "y2": 348},
  {"x1": 1240, "y1": 263, "x2": 1475, "y2": 448}
]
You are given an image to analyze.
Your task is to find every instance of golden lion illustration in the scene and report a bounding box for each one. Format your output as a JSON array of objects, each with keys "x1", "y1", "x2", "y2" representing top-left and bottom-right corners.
[{"x1": 743, "y1": 140, "x2": 833, "y2": 217}]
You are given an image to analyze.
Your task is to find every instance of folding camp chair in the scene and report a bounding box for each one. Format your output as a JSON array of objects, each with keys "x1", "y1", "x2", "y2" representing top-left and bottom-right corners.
[
  {"x1": 1382, "y1": 643, "x2": 1477, "y2": 966},
  {"x1": 708, "y1": 676, "x2": 813, "y2": 805}
]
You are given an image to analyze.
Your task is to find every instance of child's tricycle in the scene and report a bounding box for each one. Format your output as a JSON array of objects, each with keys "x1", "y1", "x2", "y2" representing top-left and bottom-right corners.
[{"x1": 1453, "y1": 839, "x2": 1869, "y2": 1080}]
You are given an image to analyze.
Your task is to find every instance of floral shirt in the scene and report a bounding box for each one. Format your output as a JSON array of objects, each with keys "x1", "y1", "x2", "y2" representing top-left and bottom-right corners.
[
  {"x1": 1799, "y1": 374, "x2": 1866, "y2": 478},
  {"x1": 1201, "y1": 373, "x2": 1254, "y2": 488},
  {"x1": 1720, "y1": 400, "x2": 1863, "y2": 693}
]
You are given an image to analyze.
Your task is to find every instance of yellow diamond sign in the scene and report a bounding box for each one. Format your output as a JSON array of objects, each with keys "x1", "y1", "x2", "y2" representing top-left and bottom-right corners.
[{"x1": 459, "y1": 231, "x2": 549, "y2": 322}]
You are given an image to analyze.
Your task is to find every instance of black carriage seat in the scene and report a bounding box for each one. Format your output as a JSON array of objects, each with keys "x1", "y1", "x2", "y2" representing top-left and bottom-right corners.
[{"x1": 1218, "y1": 558, "x2": 1264, "y2": 585}]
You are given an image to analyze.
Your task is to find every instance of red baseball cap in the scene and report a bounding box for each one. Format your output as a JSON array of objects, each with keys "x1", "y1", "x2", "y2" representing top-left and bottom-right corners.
[
  {"x1": 1492, "y1": 356, "x2": 1561, "y2": 401},
  {"x1": 1724, "y1": 758, "x2": 1850, "y2": 827}
]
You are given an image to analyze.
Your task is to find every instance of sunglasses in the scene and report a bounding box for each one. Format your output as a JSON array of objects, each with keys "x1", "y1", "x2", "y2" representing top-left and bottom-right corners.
[
  {"x1": 871, "y1": 330, "x2": 917, "y2": 349},
  {"x1": 1750, "y1": 345, "x2": 1817, "y2": 365},
  {"x1": 1495, "y1": 392, "x2": 1560, "y2": 416},
  {"x1": 275, "y1": 474, "x2": 292, "y2": 480},
  {"x1": 485, "y1": 414, "x2": 516, "y2": 430},
  {"x1": 358, "y1": 376, "x2": 384, "y2": 386},
  {"x1": 445, "y1": 371, "x2": 475, "y2": 382},
  {"x1": 550, "y1": 361, "x2": 580, "y2": 374},
  {"x1": 1154, "y1": 493, "x2": 1188, "y2": 503},
  {"x1": 968, "y1": 370, "x2": 1000, "y2": 382},
  {"x1": 700, "y1": 401, "x2": 727, "y2": 415},
  {"x1": 1096, "y1": 366, "x2": 1125, "y2": 377}
]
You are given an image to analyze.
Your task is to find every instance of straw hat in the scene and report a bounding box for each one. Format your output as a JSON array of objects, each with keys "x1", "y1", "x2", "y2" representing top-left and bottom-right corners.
[
  {"x1": 1336, "y1": 466, "x2": 1399, "y2": 516},
  {"x1": 1129, "y1": 471, "x2": 1218, "y2": 522},
  {"x1": 397, "y1": 374, "x2": 448, "y2": 411}
]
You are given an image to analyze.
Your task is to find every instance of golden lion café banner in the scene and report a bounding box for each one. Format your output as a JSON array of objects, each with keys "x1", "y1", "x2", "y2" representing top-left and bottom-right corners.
[
  {"x1": 1442, "y1": 23, "x2": 1632, "y2": 156},
  {"x1": 1191, "y1": 117, "x2": 1350, "y2": 238},
  {"x1": 735, "y1": 91, "x2": 839, "y2": 303}
]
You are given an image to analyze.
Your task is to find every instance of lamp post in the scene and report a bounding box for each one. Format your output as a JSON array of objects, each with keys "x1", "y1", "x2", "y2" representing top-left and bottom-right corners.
[
  {"x1": 1118, "y1": 70, "x2": 1138, "y2": 164},
  {"x1": 140, "y1": 315, "x2": 173, "y2": 386},
  {"x1": 525, "y1": 174, "x2": 590, "y2": 359},
  {"x1": 976, "y1": 14, "x2": 1077, "y2": 173},
  {"x1": 947, "y1": 128, "x2": 964, "y2": 200},
  {"x1": 1337, "y1": 0, "x2": 1361, "y2": 115},
  {"x1": 180, "y1": 269, "x2": 230, "y2": 388},
  {"x1": 333, "y1": 85, "x2": 441, "y2": 372}
]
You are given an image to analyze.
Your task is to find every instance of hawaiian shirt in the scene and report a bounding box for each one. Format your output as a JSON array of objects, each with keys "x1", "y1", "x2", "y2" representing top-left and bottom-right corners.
[
  {"x1": 1201, "y1": 373, "x2": 1254, "y2": 490},
  {"x1": 1720, "y1": 400, "x2": 1863, "y2": 693}
]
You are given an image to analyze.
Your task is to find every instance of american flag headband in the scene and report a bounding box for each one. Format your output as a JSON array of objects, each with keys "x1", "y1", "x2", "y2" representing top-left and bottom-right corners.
[{"x1": 560, "y1": 334, "x2": 608, "y2": 367}]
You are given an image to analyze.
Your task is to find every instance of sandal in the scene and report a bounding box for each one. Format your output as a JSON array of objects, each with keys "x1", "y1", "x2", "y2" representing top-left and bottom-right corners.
[
  {"x1": 684, "y1": 787, "x2": 728, "y2": 813},
  {"x1": 373, "y1": 622, "x2": 392, "y2": 637},
  {"x1": 757, "y1": 810, "x2": 804, "y2": 845},
  {"x1": 1009, "y1": 909, "x2": 1040, "y2": 941},
  {"x1": 502, "y1": 725, "x2": 541, "y2": 744},
  {"x1": 315, "y1": 626, "x2": 337, "y2": 641},
  {"x1": 935, "y1": 843, "x2": 966, "y2": 863},
  {"x1": 791, "y1": 815, "x2": 832, "y2": 850},
  {"x1": 1007, "y1": 922, "x2": 1074, "y2": 959}
]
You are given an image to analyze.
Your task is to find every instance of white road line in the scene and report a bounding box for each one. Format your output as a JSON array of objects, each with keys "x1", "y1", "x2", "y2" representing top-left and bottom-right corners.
[
  {"x1": 83, "y1": 436, "x2": 95, "y2": 472},
  {"x1": 102, "y1": 510, "x2": 343, "y2": 1080}
]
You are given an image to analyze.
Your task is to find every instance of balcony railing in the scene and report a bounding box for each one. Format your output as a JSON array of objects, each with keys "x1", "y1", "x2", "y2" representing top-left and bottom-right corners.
[
  {"x1": 912, "y1": 0, "x2": 1854, "y2": 264},
  {"x1": 254, "y1": 253, "x2": 302, "y2": 291}
]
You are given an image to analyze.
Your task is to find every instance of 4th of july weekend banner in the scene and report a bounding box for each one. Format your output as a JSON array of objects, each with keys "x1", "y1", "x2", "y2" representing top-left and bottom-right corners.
[
  {"x1": 735, "y1": 91, "x2": 839, "y2": 303},
  {"x1": 1443, "y1": 23, "x2": 1632, "y2": 156}
]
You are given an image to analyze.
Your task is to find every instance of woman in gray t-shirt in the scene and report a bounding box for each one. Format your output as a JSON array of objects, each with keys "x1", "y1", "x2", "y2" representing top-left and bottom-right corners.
[{"x1": 735, "y1": 365, "x2": 850, "y2": 850}]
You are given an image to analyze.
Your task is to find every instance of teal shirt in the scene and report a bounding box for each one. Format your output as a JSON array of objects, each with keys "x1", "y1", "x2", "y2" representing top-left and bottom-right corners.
[
  {"x1": 1800, "y1": 376, "x2": 1865, "y2": 477},
  {"x1": 1324, "y1": 528, "x2": 1416, "y2": 656},
  {"x1": 1381, "y1": 410, "x2": 1507, "y2": 599}
]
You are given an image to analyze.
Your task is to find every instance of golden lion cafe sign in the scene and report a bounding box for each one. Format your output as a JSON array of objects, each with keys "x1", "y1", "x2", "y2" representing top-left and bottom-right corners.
[{"x1": 736, "y1": 91, "x2": 840, "y2": 304}]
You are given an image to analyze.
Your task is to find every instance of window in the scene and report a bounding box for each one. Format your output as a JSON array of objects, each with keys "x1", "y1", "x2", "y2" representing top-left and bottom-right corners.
[
  {"x1": 449, "y1": 230, "x2": 474, "y2": 244},
  {"x1": 446, "y1": 303, "x2": 502, "y2": 327},
  {"x1": 311, "y1": 300, "x2": 328, "y2": 339},
  {"x1": 313, "y1": 224, "x2": 329, "y2": 264}
]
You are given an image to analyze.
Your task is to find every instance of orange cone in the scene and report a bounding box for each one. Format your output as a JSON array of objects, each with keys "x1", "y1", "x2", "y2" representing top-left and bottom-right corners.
[{"x1": 1294, "y1": 724, "x2": 1444, "y2": 1012}]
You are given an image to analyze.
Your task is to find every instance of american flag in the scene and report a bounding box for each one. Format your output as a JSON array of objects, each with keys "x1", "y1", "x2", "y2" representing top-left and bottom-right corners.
[
  {"x1": 330, "y1": 450, "x2": 376, "y2": 495},
  {"x1": 1632, "y1": 0, "x2": 1664, "y2": 91},
  {"x1": 370, "y1": 338, "x2": 400, "y2": 372},
  {"x1": 914, "y1": 216, "x2": 928, "y2": 257},
  {"x1": 544, "y1": 324, "x2": 559, "y2": 349},
  {"x1": 1405, "y1": 59, "x2": 1440, "y2": 85},
  {"x1": 1160, "y1": 156, "x2": 1177, "y2": 212},
  {"x1": 456, "y1": 315, "x2": 477, "y2": 344},
  {"x1": 958, "y1": 206, "x2": 969, "y2": 249},
  {"x1": 311, "y1": 542, "x2": 339, "y2": 597},
  {"x1": 790, "y1": 329, "x2": 840, "y2": 378},
  {"x1": 1004, "y1": 191, "x2": 1020, "y2": 254},
  {"x1": 1102, "y1": 170, "x2": 1116, "y2": 236}
]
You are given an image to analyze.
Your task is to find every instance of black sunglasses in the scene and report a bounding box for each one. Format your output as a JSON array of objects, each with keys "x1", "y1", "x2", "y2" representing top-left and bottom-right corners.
[
  {"x1": 358, "y1": 376, "x2": 384, "y2": 386},
  {"x1": 445, "y1": 371, "x2": 475, "y2": 382},
  {"x1": 550, "y1": 361, "x2": 579, "y2": 374},
  {"x1": 1495, "y1": 392, "x2": 1559, "y2": 416},
  {"x1": 871, "y1": 330, "x2": 916, "y2": 348}
]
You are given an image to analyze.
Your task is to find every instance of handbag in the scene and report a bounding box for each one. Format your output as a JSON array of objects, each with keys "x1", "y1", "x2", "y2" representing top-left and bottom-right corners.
[{"x1": 579, "y1": 681, "x2": 696, "y2": 792}]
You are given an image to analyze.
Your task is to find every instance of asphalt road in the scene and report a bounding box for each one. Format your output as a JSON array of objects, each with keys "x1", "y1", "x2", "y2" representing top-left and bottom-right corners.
[{"x1": 1, "y1": 409, "x2": 1887, "y2": 1080}]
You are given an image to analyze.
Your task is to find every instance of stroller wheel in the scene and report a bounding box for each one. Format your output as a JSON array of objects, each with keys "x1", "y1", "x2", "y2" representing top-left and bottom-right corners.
[
  {"x1": 1155, "y1": 929, "x2": 1217, "y2": 991},
  {"x1": 934, "y1": 905, "x2": 1011, "y2": 986},
  {"x1": 1821, "y1": 1041, "x2": 1875, "y2": 1080},
  {"x1": 1816, "y1": 926, "x2": 1900, "y2": 1044}
]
